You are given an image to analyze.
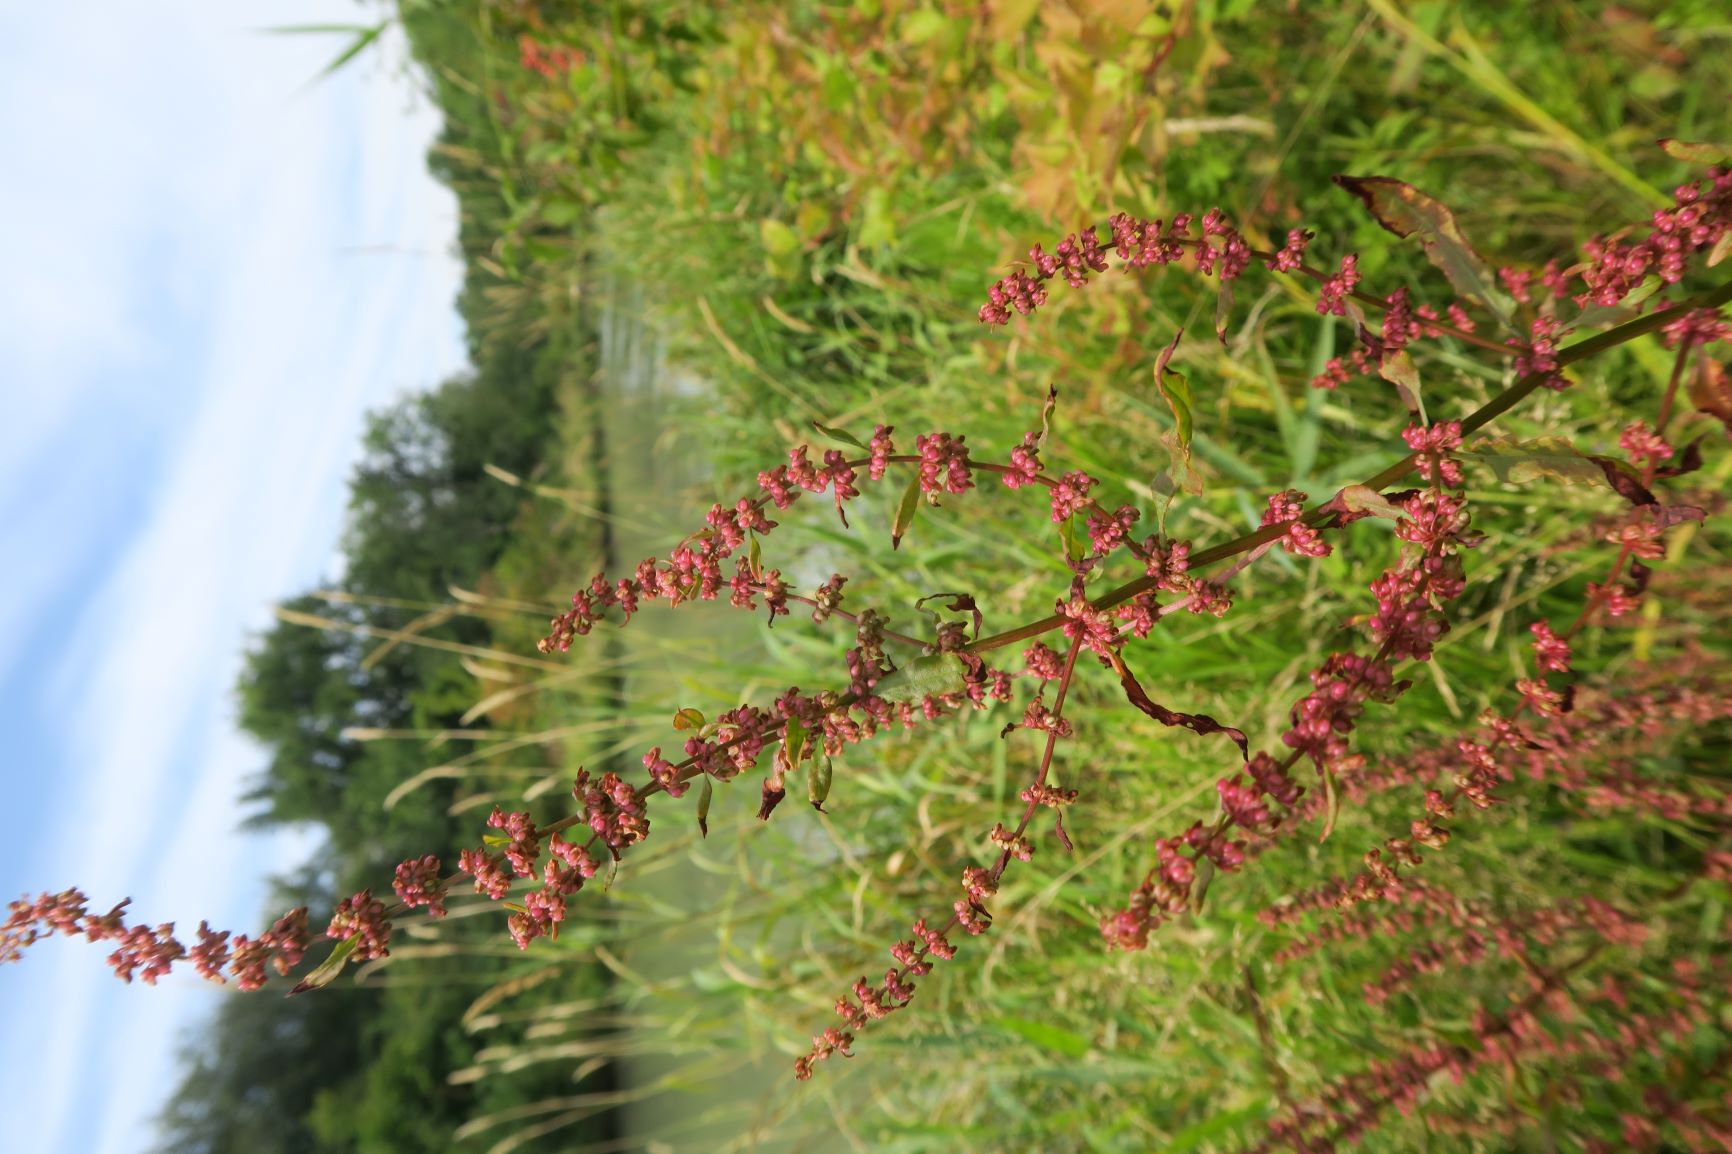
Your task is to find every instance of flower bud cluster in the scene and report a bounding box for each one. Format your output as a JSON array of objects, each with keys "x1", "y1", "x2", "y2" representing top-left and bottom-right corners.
[
  {"x1": 979, "y1": 209, "x2": 1283, "y2": 326},
  {"x1": 3, "y1": 889, "x2": 312, "y2": 990},
  {"x1": 1260, "y1": 488, "x2": 1330, "y2": 557},
  {"x1": 1579, "y1": 168, "x2": 1732, "y2": 306}
]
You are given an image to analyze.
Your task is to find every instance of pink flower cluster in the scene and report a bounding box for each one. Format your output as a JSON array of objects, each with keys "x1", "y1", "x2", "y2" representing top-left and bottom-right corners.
[
  {"x1": 1578, "y1": 168, "x2": 1732, "y2": 307},
  {"x1": 979, "y1": 208, "x2": 1296, "y2": 326},
  {"x1": 1260, "y1": 488, "x2": 1330, "y2": 557},
  {"x1": 3, "y1": 890, "x2": 310, "y2": 991}
]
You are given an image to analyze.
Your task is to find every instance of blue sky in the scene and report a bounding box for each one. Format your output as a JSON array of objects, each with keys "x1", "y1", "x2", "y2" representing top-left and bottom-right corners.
[{"x1": 0, "y1": 4, "x2": 468, "y2": 1151}]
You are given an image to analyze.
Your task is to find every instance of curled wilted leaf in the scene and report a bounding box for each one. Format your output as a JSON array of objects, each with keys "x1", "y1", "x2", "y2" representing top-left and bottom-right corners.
[
  {"x1": 1656, "y1": 436, "x2": 1705, "y2": 479},
  {"x1": 1154, "y1": 328, "x2": 1193, "y2": 453},
  {"x1": 758, "y1": 779, "x2": 787, "y2": 821},
  {"x1": 1108, "y1": 651, "x2": 1248, "y2": 760},
  {"x1": 1036, "y1": 384, "x2": 1058, "y2": 449},
  {"x1": 1587, "y1": 457, "x2": 1657, "y2": 506},
  {"x1": 915, "y1": 591, "x2": 983, "y2": 640}
]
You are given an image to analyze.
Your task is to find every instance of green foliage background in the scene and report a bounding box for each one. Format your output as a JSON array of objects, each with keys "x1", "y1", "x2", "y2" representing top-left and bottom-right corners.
[{"x1": 158, "y1": 2, "x2": 1732, "y2": 1152}]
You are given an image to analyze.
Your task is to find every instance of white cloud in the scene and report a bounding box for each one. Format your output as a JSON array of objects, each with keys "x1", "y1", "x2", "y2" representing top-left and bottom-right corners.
[{"x1": 0, "y1": 4, "x2": 468, "y2": 1152}]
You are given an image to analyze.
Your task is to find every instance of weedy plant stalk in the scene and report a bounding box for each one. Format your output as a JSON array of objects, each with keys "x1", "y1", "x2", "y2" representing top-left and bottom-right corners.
[{"x1": 11, "y1": 147, "x2": 1732, "y2": 1148}]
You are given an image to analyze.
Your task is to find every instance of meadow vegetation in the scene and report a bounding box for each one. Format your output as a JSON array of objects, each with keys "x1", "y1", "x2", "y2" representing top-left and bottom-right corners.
[{"x1": 14, "y1": 2, "x2": 1732, "y2": 1151}]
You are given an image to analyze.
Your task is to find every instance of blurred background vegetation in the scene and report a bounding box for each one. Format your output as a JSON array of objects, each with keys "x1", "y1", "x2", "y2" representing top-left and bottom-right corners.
[{"x1": 157, "y1": 2, "x2": 1732, "y2": 1151}]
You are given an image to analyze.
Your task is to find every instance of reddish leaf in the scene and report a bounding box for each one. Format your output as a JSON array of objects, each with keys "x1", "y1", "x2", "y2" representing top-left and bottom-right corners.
[
  {"x1": 1656, "y1": 436, "x2": 1704, "y2": 479},
  {"x1": 1108, "y1": 652, "x2": 1248, "y2": 760},
  {"x1": 1587, "y1": 456, "x2": 1657, "y2": 506},
  {"x1": 757, "y1": 779, "x2": 786, "y2": 821}
]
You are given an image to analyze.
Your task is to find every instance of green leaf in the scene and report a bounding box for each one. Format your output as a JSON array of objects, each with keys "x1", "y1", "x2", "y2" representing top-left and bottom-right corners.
[
  {"x1": 289, "y1": 936, "x2": 359, "y2": 995},
  {"x1": 996, "y1": 1016, "x2": 1091, "y2": 1059},
  {"x1": 265, "y1": 20, "x2": 389, "y2": 84},
  {"x1": 1377, "y1": 350, "x2": 1425, "y2": 422},
  {"x1": 1659, "y1": 137, "x2": 1732, "y2": 165},
  {"x1": 1154, "y1": 330, "x2": 1193, "y2": 450},
  {"x1": 808, "y1": 756, "x2": 833, "y2": 812},
  {"x1": 811, "y1": 421, "x2": 867, "y2": 450},
  {"x1": 874, "y1": 654, "x2": 970, "y2": 703},
  {"x1": 759, "y1": 219, "x2": 800, "y2": 257},
  {"x1": 1189, "y1": 852, "x2": 1217, "y2": 915},
  {"x1": 1709, "y1": 231, "x2": 1732, "y2": 269},
  {"x1": 900, "y1": 8, "x2": 950, "y2": 45},
  {"x1": 1461, "y1": 435, "x2": 1622, "y2": 489},
  {"x1": 695, "y1": 776, "x2": 713, "y2": 838},
  {"x1": 1333, "y1": 175, "x2": 1515, "y2": 329},
  {"x1": 779, "y1": 717, "x2": 809, "y2": 775},
  {"x1": 1161, "y1": 1102, "x2": 1269, "y2": 1153},
  {"x1": 1214, "y1": 278, "x2": 1235, "y2": 346},
  {"x1": 539, "y1": 199, "x2": 582, "y2": 228},
  {"x1": 858, "y1": 187, "x2": 897, "y2": 249},
  {"x1": 1320, "y1": 762, "x2": 1340, "y2": 843},
  {"x1": 1335, "y1": 484, "x2": 1407, "y2": 521},
  {"x1": 891, "y1": 470, "x2": 921, "y2": 551}
]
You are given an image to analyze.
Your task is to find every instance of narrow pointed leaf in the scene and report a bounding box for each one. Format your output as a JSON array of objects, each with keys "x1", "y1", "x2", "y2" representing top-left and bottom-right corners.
[
  {"x1": 1659, "y1": 138, "x2": 1732, "y2": 165},
  {"x1": 891, "y1": 470, "x2": 921, "y2": 550},
  {"x1": 1154, "y1": 329, "x2": 1193, "y2": 451},
  {"x1": 1319, "y1": 763, "x2": 1340, "y2": 843},
  {"x1": 811, "y1": 421, "x2": 868, "y2": 450},
  {"x1": 289, "y1": 936, "x2": 359, "y2": 995}
]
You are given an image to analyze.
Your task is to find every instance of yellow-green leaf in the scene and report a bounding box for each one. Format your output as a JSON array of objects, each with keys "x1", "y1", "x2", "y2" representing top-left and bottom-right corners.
[
  {"x1": 289, "y1": 936, "x2": 359, "y2": 995},
  {"x1": 892, "y1": 470, "x2": 921, "y2": 551},
  {"x1": 1659, "y1": 137, "x2": 1732, "y2": 165},
  {"x1": 874, "y1": 654, "x2": 969, "y2": 704}
]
